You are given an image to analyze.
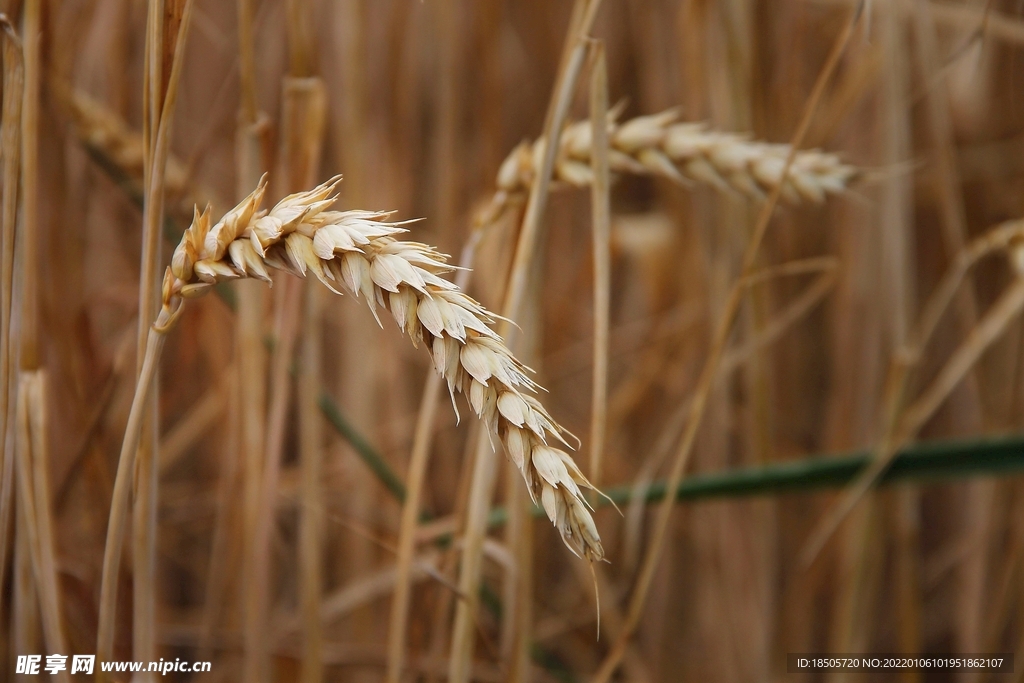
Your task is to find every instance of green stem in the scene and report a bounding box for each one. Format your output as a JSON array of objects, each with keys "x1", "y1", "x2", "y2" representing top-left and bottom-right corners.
[
  {"x1": 317, "y1": 392, "x2": 407, "y2": 503},
  {"x1": 486, "y1": 432, "x2": 1024, "y2": 526}
]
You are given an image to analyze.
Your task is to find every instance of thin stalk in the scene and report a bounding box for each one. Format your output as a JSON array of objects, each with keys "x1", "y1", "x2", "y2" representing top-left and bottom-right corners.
[
  {"x1": 300, "y1": 282, "x2": 325, "y2": 683},
  {"x1": 588, "y1": 43, "x2": 611, "y2": 489},
  {"x1": 235, "y1": 0, "x2": 269, "y2": 666},
  {"x1": 500, "y1": 0, "x2": 602, "y2": 326},
  {"x1": 385, "y1": 368, "x2": 443, "y2": 683},
  {"x1": 429, "y1": 0, "x2": 459, "y2": 240},
  {"x1": 96, "y1": 322, "x2": 169, "y2": 672},
  {"x1": 448, "y1": 2, "x2": 604, "y2": 679},
  {"x1": 237, "y1": 0, "x2": 257, "y2": 124},
  {"x1": 15, "y1": 375, "x2": 69, "y2": 682},
  {"x1": 18, "y1": 0, "x2": 39, "y2": 371},
  {"x1": 0, "y1": 16, "x2": 24, "y2": 616},
  {"x1": 13, "y1": 501, "x2": 40, "y2": 664},
  {"x1": 134, "y1": 1, "x2": 195, "y2": 670},
  {"x1": 12, "y1": 4, "x2": 66, "y2": 675},
  {"x1": 246, "y1": 73, "x2": 326, "y2": 683},
  {"x1": 503, "y1": 280, "x2": 541, "y2": 682},
  {"x1": 285, "y1": 0, "x2": 313, "y2": 77},
  {"x1": 500, "y1": 461, "x2": 521, "y2": 664},
  {"x1": 29, "y1": 375, "x2": 69, "y2": 683},
  {"x1": 507, "y1": 483, "x2": 533, "y2": 683},
  {"x1": 578, "y1": 46, "x2": 654, "y2": 665},
  {"x1": 447, "y1": 433, "x2": 503, "y2": 683},
  {"x1": 290, "y1": 76, "x2": 327, "y2": 683},
  {"x1": 236, "y1": 281, "x2": 267, "y2": 546},
  {"x1": 244, "y1": 276, "x2": 301, "y2": 683},
  {"x1": 591, "y1": 6, "x2": 864, "y2": 680},
  {"x1": 913, "y1": 0, "x2": 980, "y2": 328},
  {"x1": 135, "y1": 33, "x2": 163, "y2": 654},
  {"x1": 197, "y1": 366, "x2": 239, "y2": 657}
]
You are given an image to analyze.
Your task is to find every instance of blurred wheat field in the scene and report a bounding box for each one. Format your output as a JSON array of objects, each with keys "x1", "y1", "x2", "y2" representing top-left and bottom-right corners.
[{"x1": 3, "y1": 0, "x2": 1024, "y2": 681}]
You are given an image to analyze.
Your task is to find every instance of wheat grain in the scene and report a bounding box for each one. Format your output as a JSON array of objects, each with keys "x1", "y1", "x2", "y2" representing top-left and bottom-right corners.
[
  {"x1": 161, "y1": 174, "x2": 604, "y2": 561},
  {"x1": 478, "y1": 108, "x2": 858, "y2": 227}
]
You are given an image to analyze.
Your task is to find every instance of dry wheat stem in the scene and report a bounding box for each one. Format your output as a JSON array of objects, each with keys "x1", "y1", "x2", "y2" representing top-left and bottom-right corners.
[
  {"x1": 235, "y1": 126, "x2": 271, "y2": 683},
  {"x1": 588, "y1": 44, "x2": 611, "y2": 491},
  {"x1": 15, "y1": 374, "x2": 70, "y2": 683},
  {"x1": 0, "y1": 16, "x2": 24, "y2": 616},
  {"x1": 157, "y1": 174, "x2": 603, "y2": 561},
  {"x1": 197, "y1": 365, "x2": 238, "y2": 658},
  {"x1": 96, "y1": 323, "x2": 167, "y2": 667},
  {"x1": 282, "y1": 72, "x2": 329, "y2": 683},
  {"x1": 11, "y1": 505, "x2": 38, "y2": 660},
  {"x1": 133, "y1": 2, "x2": 196, "y2": 673},
  {"x1": 299, "y1": 282, "x2": 325, "y2": 683},
  {"x1": 233, "y1": 0, "x2": 270, "y2": 660},
  {"x1": 237, "y1": 0, "x2": 258, "y2": 123},
  {"x1": 19, "y1": 0, "x2": 41, "y2": 371},
  {"x1": 386, "y1": 369, "x2": 445, "y2": 683},
  {"x1": 475, "y1": 107, "x2": 859, "y2": 232},
  {"x1": 245, "y1": 276, "x2": 301, "y2": 683}
]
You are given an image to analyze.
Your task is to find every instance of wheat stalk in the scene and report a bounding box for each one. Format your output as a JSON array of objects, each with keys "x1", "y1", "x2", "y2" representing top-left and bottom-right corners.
[
  {"x1": 160, "y1": 174, "x2": 605, "y2": 561},
  {"x1": 477, "y1": 107, "x2": 859, "y2": 228}
]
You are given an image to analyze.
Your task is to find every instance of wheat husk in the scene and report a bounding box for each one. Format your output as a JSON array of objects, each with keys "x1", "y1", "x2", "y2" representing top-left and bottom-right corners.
[{"x1": 160, "y1": 175, "x2": 604, "y2": 561}]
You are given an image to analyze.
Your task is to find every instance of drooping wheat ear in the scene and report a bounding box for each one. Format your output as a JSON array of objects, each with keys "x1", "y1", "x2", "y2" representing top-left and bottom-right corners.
[
  {"x1": 161, "y1": 174, "x2": 604, "y2": 561},
  {"x1": 477, "y1": 108, "x2": 858, "y2": 226}
]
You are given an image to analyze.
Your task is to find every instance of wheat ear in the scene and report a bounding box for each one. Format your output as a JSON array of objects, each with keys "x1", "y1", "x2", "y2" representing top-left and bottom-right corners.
[
  {"x1": 161, "y1": 174, "x2": 604, "y2": 561},
  {"x1": 478, "y1": 108, "x2": 858, "y2": 226}
]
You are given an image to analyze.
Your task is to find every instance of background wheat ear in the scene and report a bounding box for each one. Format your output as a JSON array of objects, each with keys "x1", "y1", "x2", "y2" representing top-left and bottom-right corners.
[{"x1": 475, "y1": 108, "x2": 861, "y2": 230}]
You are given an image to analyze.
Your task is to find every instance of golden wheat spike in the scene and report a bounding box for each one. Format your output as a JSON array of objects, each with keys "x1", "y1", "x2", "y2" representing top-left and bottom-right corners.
[{"x1": 161, "y1": 175, "x2": 605, "y2": 561}]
